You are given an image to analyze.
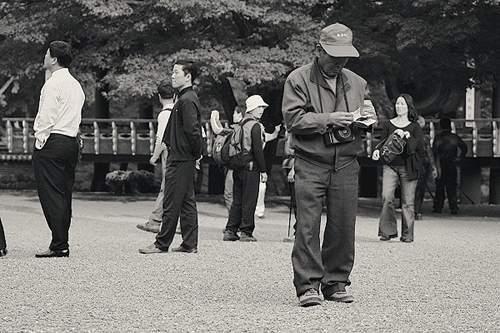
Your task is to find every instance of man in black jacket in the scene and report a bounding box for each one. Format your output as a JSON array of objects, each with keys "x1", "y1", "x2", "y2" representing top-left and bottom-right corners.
[
  {"x1": 139, "y1": 60, "x2": 202, "y2": 254},
  {"x1": 432, "y1": 118, "x2": 467, "y2": 214}
]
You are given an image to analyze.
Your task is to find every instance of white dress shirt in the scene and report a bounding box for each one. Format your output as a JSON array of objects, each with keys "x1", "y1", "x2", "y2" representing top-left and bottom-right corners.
[{"x1": 34, "y1": 68, "x2": 85, "y2": 149}]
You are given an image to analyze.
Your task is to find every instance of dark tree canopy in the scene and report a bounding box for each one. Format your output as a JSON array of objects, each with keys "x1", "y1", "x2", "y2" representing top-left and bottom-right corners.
[{"x1": 0, "y1": 0, "x2": 499, "y2": 118}]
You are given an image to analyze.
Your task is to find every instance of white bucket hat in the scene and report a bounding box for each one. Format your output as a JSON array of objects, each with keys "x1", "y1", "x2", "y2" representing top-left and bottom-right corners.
[{"x1": 246, "y1": 95, "x2": 268, "y2": 113}]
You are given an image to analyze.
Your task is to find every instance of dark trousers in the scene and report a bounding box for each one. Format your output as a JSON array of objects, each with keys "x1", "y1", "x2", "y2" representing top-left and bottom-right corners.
[
  {"x1": 155, "y1": 160, "x2": 198, "y2": 251},
  {"x1": 434, "y1": 162, "x2": 458, "y2": 212},
  {"x1": 292, "y1": 157, "x2": 359, "y2": 297},
  {"x1": 225, "y1": 169, "x2": 260, "y2": 235},
  {"x1": 0, "y1": 218, "x2": 6, "y2": 250},
  {"x1": 32, "y1": 134, "x2": 79, "y2": 251},
  {"x1": 415, "y1": 162, "x2": 431, "y2": 215}
]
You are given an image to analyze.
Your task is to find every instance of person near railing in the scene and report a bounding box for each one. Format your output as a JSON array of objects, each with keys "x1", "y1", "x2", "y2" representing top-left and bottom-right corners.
[
  {"x1": 372, "y1": 94, "x2": 424, "y2": 243},
  {"x1": 139, "y1": 60, "x2": 202, "y2": 254},
  {"x1": 254, "y1": 122, "x2": 281, "y2": 219},
  {"x1": 432, "y1": 118, "x2": 468, "y2": 214},
  {"x1": 0, "y1": 218, "x2": 7, "y2": 257},
  {"x1": 222, "y1": 95, "x2": 268, "y2": 242},
  {"x1": 414, "y1": 116, "x2": 438, "y2": 220},
  {"x1": 281, "y1": 130, "x2": 297, "y2": 238},
  {"x1": 32, "y1": 41, "x2": 85, "y2": 258},
  {"x1": 136, "y1": 81, "x2": 175, "y2": 233},
  {"x1": 283, "y1": 23, "x2": 377, "y2": 307}
]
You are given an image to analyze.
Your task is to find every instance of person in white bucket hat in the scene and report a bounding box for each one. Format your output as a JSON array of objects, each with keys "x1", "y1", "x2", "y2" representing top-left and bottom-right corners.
[{"x1": 222, "y1": 95, "x2": 268, "y2": 242}]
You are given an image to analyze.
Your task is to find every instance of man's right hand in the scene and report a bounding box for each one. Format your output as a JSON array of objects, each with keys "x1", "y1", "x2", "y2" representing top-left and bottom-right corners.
[
  {"x1": 328, "y1": 112, "x2": 353, "y2": 127},
  {"x1": 372, "y1": 149, "x2": 380, "y2": 161},
  {"x1": 149, "y1": 156, "x2": 158, "y2": 165}
]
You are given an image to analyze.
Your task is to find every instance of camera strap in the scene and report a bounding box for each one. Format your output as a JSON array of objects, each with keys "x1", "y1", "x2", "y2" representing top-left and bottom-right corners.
[{"x1": 339, "y1": 73, "x2": 350, "y2": 113}]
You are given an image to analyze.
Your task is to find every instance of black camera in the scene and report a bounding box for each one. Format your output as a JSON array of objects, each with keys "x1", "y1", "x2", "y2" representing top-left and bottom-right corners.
[{"x1": 323, "y1": 126, "x2": 355, "y2": 146}]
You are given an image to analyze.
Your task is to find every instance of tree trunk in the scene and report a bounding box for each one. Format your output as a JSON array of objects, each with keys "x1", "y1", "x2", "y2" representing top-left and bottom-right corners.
[{"x1": 367, "y1": 79, "x2": 395, "y2": 121}]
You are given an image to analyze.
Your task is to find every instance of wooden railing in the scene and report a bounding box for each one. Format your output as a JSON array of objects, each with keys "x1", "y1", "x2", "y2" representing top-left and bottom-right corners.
[{"x1": 1, "y1": 117, "x2": 500, "y2": 160}]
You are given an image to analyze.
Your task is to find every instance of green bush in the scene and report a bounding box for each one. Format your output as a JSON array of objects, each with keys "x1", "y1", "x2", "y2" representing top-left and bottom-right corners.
[{"x1": 105, "y1": 169, "x2": 158, "y2": 195}]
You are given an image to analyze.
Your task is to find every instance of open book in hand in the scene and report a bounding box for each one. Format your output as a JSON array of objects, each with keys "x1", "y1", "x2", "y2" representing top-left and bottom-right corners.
[{"x1": 351, "y1": 100, "x2": 377, "y2": 129}]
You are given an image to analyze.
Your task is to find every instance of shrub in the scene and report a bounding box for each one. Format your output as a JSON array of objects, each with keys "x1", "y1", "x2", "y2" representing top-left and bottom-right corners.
[{"x1": 105, "y1": 169, "x2": 158, "y2": 195}]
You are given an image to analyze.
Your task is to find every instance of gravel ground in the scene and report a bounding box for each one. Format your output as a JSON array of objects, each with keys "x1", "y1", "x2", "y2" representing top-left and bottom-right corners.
[{"x1": 0, "y1": 192, "x2": 499, "y2": 332}]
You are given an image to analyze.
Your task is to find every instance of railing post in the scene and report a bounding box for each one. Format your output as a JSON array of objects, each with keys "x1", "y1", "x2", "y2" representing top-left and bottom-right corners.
[
  {"x1": 6, "y1": 120, "x2": 12, "y2": 153},
  {"x1": 472, "y1": 121, "x2": 477, "y2": 158},
  {"x1": 112, "y1": 121, "x2": 118, "y2": 155},
  {"x1": 366, "y1": 130, "x2": 372, "y2": 156},
  {"x1": 206, "y1": 122, "x2": 213, "y2": 157},
  {"x1": 130, "y1": 121, "x2": 136, "y2": 156},
  {"x1": 493, "y1": 120, "x2": 498, "y2": 157},
  {"x1": 429, "y1": 121, "x2": 435, "y2": 146},
  {"x1": 149, "y1": 121, "x2": 155, "y2": 154},
  {"x1": 22, "y1": 119, "x2": 28, "y2": 153},
  {"x1": 94, "y1": 121, "x2": 100, "y2": 155}
]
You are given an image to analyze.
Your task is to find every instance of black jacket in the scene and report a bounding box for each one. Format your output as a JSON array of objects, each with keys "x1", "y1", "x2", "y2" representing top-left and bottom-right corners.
[
  {"x1": 163, "y1": 87, "x2": 202, "y2": 161},
  {"x1": 433, "y1": 130, "x2": 468, "y2": 162}
]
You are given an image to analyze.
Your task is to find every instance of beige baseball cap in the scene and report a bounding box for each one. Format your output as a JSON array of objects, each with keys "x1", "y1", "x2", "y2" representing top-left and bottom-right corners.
[{"x1": 319, "y1": 23, "x2": 359, "y2": 58}]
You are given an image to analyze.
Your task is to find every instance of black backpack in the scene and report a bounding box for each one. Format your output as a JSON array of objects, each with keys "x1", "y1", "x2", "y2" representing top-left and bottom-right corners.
[{"x1": 212, "y1": 118, "x2": 257, "y2": 170}]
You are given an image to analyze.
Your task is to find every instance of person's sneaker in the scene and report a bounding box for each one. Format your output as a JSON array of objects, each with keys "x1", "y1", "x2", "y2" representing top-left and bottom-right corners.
[
  {"x1": 239, "y1": 233, "x2": 257, "y2": 242},
  {"x1": 298, "y1": 289, "x2": 322, "y2": 307},
  {"x1": 415, "y1": 213, "x2": 423, "y2": 220},
  {"x1": 324, "y1": 287, "x2": 354, "y2": 303},
  {"x1": 379, "y1": 236, "x2": 391, "y2": 241},
  {"x1": 138, "y1": 244, "x2": 168, "y2": 254},
  {"x1": 171, "y1": 246, "x2": 198, "y2": 253},
  {"x1": 0, "y1": 248, "x2": 8, "y2": 257},
  {"x1": 400, "y1": 238, "x2": 413, "y2": 243},
  {"x1": 223, "y1": 230, "x2": 240, "y2": 241},
  {"x1": 136, "y1": 221, "x2": 160, "y2": 233}
]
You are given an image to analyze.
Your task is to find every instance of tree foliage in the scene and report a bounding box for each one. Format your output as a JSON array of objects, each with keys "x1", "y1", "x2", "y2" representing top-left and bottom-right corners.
[{"x1": 0, "y1": 0, "x2": 499, "y2": 117}]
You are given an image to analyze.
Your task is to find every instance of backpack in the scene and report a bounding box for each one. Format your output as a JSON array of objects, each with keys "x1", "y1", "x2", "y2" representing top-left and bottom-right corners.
[
  {"x1": 212, "y1": 118, "x2": 257, "y2": 170},
  {"x1": 380, "y1": 132, "x2": 407, "y2": 164}
]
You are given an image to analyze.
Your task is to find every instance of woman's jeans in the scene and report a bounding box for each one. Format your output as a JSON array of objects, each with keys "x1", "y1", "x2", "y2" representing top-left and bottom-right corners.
[{"x1": 378, "y1": 165, "x2": 418, "y2": 241}]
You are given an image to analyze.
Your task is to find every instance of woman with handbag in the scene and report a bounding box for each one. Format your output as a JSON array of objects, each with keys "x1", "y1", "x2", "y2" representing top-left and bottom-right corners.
[{"x1": 372, "y1": 94, "x2": 425, "y2": 243}]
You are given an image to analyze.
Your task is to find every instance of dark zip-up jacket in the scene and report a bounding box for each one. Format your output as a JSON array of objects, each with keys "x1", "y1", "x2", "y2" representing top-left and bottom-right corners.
[
  {"x1": 163, "y1": 87, "x2": 202, "y2": 161},
  {"x1": 433, "y1": 130, "x2": 468, "y2": 162},
  {"x1": 282, "y1": 58, "x2": 376, "y2": 170}
]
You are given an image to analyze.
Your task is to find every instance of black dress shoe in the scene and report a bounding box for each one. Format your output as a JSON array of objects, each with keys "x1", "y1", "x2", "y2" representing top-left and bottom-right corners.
[
  {"x1": 35, "y1": 249, "x2": 69, "y2": 258},
  {"x1": 0, "y1": 249, "x2": 7, "y2": 257},
  {"x1": 171, "y1": 246, "x2": 197, "y2": 253}
]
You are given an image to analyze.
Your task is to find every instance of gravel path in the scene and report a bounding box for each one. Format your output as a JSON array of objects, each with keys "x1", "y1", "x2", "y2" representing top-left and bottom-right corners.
[{"x1": 0, "y1": 192, "x2": 499, "y2": 332}]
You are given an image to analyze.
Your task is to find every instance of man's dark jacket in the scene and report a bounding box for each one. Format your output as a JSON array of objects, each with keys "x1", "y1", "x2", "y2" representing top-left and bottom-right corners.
[
  {"x1": 282, "y1": 59, "x2": 376, "y2": 170},
  {"x1": 163, "y1": 87, "x2": 202, "y2": 161}
]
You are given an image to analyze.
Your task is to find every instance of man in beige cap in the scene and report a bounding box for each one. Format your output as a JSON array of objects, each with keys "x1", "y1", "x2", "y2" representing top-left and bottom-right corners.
[
  {"x1": 282, "y1": 23, "x2": 377, "y2": 306},
  {"x1": 222, "y1": 95, "x2": 268, "y2": 242}
]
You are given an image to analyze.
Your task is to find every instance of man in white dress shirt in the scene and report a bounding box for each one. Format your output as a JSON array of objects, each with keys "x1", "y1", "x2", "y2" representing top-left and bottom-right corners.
[{"x1": 32, "y1": 41, "x2": 85, "y2": 258}]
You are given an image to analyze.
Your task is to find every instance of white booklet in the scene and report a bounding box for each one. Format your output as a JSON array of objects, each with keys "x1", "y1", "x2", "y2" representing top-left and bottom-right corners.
[{"x1": 352, "y1": 100, "x2": 377, "y2": 128}]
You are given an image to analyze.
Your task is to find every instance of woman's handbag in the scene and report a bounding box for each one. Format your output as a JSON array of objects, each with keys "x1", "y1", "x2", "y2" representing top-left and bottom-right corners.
[{"x1": 380, "y1": 132, "x2": 407, "y2": 164}]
